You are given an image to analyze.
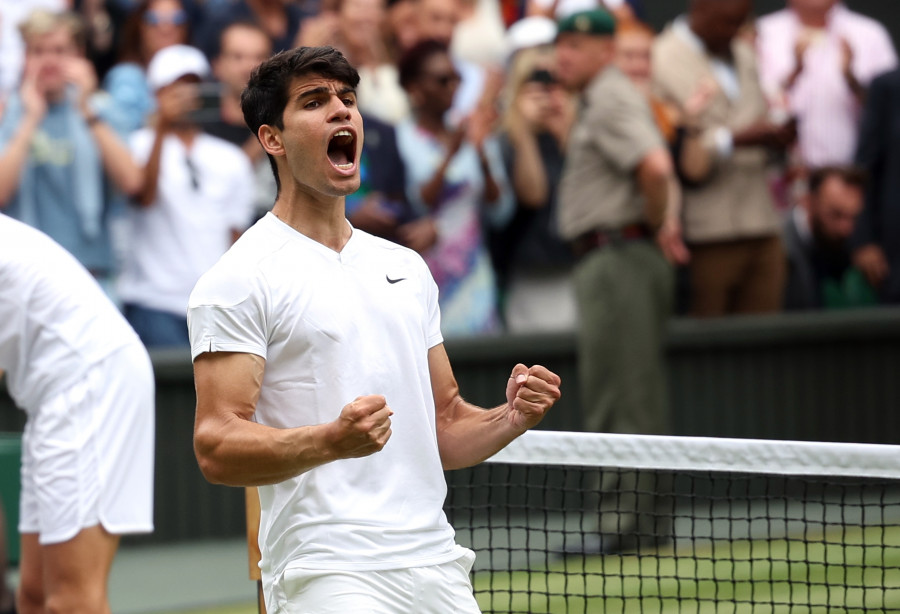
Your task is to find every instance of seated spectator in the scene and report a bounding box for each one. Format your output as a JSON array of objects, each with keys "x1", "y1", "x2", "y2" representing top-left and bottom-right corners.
[
  {"x1": 493, "y1": 44, "x2": 578, "y2": 333},
  {"x1": 102, "y1": 0, "x2": 191, "y2": 134},
  {"x1": 784, "y1": 166, "x2": 874, "y2": 310},
  {"x1": 0, "y1": 9, "x2": 142, "y2": 294},
  {"x1": 757, "y1": 0, "x2": 897, "y2": 169},
  {"x1": 653, "y1": 0, "x2": 796, "y2": 317},
  {"x1": 194, "y1": 0, "x2": 312, "y2": 60},
  {"x1": 119, "y1": 45, "x2": 255, "y2": 347},
  {"x1": 205, "y1": 20, "x2": 274, "y2": 216},
  {"x1": 297, "y1": 0, "x2": 410, "y2": 124},
  {"x1": 851, "y1": 67, "x2": 900, "y2": 304},
  {"x1": 396, "y1": 39, "x2": 513, "y2": 337}
]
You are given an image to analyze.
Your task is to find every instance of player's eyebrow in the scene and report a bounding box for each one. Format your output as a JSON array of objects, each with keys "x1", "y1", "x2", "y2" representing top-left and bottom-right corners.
[{"x1": 295, "y1": 85, "x2": 357, "y2": 102}]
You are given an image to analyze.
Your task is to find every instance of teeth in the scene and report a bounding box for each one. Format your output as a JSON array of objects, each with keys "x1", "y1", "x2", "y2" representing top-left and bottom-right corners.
[
  {"x1": 333, "y1": 130, "x2": 352, "y2": 139},
  {"x1": 335, "y1": 162, "x2": 354, "y2": 170}
]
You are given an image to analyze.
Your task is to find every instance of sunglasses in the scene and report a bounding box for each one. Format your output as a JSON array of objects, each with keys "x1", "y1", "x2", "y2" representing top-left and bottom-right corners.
[
  {"x1": 143, "y1": 9, "x2": 188, "y2": 27},
  {"x1": 425, "y1": 72, "x2": 461, "y2": 88}
]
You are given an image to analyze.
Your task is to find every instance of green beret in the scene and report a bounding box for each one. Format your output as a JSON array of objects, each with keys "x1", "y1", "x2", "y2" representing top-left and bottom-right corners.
[{"x1": 556, "y1": 8, "x2": 616, "y2": 37}]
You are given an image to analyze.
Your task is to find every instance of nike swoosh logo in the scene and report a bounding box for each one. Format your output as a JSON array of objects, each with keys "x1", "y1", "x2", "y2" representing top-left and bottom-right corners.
[{"x1": 386, "y1": 275, "x2": 406, "y2": 284}]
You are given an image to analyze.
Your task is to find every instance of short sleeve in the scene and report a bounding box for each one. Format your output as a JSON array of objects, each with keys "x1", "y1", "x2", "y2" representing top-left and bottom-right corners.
[
  {"x1": 588, "y1": 79, "x2": 665, "y2": 174},
  {"x1": 187, "y1": 262, "x2": 269, "y2": 361},
  {"x1": 422, "y1": 259, "x2": 443, "y2": 349}
]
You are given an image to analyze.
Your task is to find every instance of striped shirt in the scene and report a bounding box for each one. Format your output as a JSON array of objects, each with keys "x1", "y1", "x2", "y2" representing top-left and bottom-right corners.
[{"x1": 757, "y1": 3, "x2": 897, "y2": 167}]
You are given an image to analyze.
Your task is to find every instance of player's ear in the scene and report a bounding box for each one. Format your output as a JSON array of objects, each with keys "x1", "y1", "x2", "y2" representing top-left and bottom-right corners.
[{"x1": 258, "y1": 124, "x2": 285, "y2": 157}]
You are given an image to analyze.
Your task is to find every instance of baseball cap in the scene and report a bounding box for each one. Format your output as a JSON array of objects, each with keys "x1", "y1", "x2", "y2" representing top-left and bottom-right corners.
[
  {"x1": 556, "y1": 8, "x2": 616, "y2": 38},
  {"x1": 147, "y1": 44, "x2": 211, "y2": 92},
  {"x1": 506, "y1": 16, "x2": 558, "y2": 59}
]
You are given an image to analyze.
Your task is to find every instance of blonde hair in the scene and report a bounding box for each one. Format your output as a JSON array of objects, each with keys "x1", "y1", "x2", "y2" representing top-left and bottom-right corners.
[
  {"x1": 501, "y1": 45, "x2": 556, "y2": 133},
  {"x1": 18, "y1": 9, "x2": 86, "y2": 49}
]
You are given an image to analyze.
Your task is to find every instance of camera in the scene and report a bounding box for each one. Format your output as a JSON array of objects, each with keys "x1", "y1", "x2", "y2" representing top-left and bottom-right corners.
[{"x1": 188, "y1": 82, "x2": 223, "y2": 124}]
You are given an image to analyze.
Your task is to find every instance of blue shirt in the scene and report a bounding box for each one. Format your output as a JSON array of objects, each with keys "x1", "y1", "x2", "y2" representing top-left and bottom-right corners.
[{"x1": 1, "y1": 101, "x2": 114, "y2": 274}]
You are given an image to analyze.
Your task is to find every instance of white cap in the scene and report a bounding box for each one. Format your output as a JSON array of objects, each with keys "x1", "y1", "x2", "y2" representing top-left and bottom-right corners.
[
  {"x1": 147, "y1": 44, "x2": 211, "y2": 92},
  {"x1": 505, "y1": 16, "x2": 558, "y2": 60}
]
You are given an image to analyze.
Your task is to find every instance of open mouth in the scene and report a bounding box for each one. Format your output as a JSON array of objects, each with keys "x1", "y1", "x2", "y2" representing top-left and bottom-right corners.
[{"x1": 327, "y1": 129, "x2": 356, "y2": 171}]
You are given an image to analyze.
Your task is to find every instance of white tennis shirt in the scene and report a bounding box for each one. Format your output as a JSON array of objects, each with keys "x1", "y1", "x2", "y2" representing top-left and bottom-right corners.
[
  {"x1": 120, "y1": 129, "x2": 255, "y2": 316},
  {"x1": 188, "y1": 214, "x2": 463, "y2": 602},
  {"x1": 0, "y1": 214, "x2": 139, "y2": 411}
]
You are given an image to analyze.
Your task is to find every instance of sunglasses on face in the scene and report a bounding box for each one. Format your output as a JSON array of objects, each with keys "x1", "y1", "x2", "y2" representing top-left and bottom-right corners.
[
  {"x1": 425, "y1": 72, "x2": 461, "y2": 88},
  {"x1": 143, "y1": 9, "x2": 188, "y2": 27}
]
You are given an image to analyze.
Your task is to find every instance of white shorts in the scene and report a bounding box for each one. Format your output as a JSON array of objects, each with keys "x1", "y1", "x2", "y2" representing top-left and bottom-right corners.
[
  {"x1": 276, "y1": 549, "x2": 481, "y2": 614},
  {"x1": 19, "y1": 341, "x2": 155, "y2": 545}
]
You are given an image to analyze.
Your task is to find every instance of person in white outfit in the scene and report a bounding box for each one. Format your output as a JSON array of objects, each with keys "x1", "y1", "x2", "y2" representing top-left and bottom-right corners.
[
  {"x1": 188, "y1": 46, "x2": 561, "y2": 614},
  {"x1": 119, "y1": 44, "x2": 256, "y2": 348},
  {"x1": 0, "y1": 212, "x2": 154, "y2": 614}
]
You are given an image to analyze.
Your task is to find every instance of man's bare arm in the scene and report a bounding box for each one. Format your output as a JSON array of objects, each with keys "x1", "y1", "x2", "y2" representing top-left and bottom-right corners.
[
  {"x1": 193, "y1": 351, "x2": 392, "y2": 486},
  {"x1": 429, "y1": 344, "x2": 561, "y2": 470}
]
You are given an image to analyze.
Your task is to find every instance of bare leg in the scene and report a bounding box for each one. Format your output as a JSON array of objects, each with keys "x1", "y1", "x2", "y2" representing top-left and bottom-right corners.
[
  {"x1": 17, "y1": 534, "x2": 43, "y2": 614},
  {"x1": 18, "y1": 526, "x2": 119, "y2": 614}
]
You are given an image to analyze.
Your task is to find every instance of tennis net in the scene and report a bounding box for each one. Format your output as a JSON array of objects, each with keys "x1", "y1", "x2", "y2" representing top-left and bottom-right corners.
[{"x1": 444, "y1": 431, "x2": 900, "y2": 613}]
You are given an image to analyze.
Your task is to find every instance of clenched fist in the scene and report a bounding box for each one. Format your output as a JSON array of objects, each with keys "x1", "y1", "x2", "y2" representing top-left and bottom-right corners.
[
  {"x1": 327, "y1": 395, "x2": 393, "y2": 460},
  {"x1": 504, "y1": 364, "x2": 561, "y2": 432}
]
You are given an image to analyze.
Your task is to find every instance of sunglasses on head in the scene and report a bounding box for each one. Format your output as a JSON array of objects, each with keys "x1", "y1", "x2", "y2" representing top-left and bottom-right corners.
[{"x1": 143, "y1": 9, "x2": 188, "y2": 27}]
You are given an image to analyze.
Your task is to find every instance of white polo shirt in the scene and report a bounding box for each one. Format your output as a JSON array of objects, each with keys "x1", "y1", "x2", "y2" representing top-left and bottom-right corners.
[
  {"x1": 119, "y1": 130, "x2": 256, "y2": 316},
  {"x1": 188, "y1": 214, "x2": 463, "y2": 611},
  {"x1": 0, "y1": 214, "x2": 139, "y2": 411}
]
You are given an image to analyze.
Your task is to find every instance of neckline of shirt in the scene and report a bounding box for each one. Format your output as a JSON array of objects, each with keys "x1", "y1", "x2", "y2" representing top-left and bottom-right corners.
[{"x1": 265, "y1": 211, "x2": 359, "y2": 261}]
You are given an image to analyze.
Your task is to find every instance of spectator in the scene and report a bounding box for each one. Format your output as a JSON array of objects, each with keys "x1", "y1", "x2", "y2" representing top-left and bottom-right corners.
[
  {"x1": 205, "y1": 20, "x2": 274, "y2": 215},
  {"x1": 385, "y1": 0, "x2": 420, "y2": 57},
  {"x1": 102, "y1": 0, "x2": 191, "y2": 134},
  {"x1": 555, "y1": 8, "x2": 676, "y2": 552},
  {"x1": 653, "y1": 0, "x2": 795, "y2": 317},
  {"x1": 297, "y1": 0, "x2": 410, "y2": 124},
  {"x1": 493, "y1": 44, "x2": 578, "y2": 333},
  {"x1": 194, "y1": 0, "x2": 311, "y2": 60},
  {"x1": 851, "y1": 67, "x2": 900, "y2": 303},
  {"x1": 119, "y1": 44, "x2": 255, "y2": 347},
  {"x1": 396, "y1": 39, "x2": 513, "y2": 337},
  {"x1": 757, "y1": 0, "x2": 897, "y2": 169},
  {"x1": 0, "y1": 9, "x2": 142, "y2": 295},
  {"x1": 784, "y1": 165, "x2": 873, "y2": 310},
  {"x1": 413, "y1": 0, "x2": 489, "y2": 123},
  {"x1": 0, "y1": 0, "x2": 67, "y2": 98}
]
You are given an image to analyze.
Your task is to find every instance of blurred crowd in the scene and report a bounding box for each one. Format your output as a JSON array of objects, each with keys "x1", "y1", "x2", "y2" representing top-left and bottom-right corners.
[{"x1": 1, "y1": 0, "x2": 899, "y2": 349}]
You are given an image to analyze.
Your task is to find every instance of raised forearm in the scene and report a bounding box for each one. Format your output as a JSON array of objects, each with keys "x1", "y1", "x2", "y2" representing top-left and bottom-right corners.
[
  {"x1": 509, "y1": 131, "x2": 548, "y2": 208},
  {"x1": 437, "y1": 398, "x2": 522, "y2": 470},
  {"x1": 479, "y1": 149, "x2": 501, "y2": 204},
  {"x1": 0, "y1": 114, "x2": 42, "y2": 206},
  {"x1": 136, "y1": 128, "x2": 166, "y2": 207},
  {"x1": 90, "y1": 119, "x2": 143, "y2": 197},
  {"x1": 420, "y1": 156, "x2": 453, "y2": 208}
]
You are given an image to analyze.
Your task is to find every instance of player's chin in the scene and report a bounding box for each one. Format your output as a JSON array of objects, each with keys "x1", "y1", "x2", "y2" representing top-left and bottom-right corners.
[{"x1": 328, "y1": 175, "x2": 362, "y2": 197}]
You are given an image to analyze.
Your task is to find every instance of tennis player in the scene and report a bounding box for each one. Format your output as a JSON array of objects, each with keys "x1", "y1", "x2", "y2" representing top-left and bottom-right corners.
[
  {"x1": 0, "y1": 213, "x2": 155, "y2": 613},
  {"x1": 189, "y1": 46, "x2": 562, "y2": 614}
]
